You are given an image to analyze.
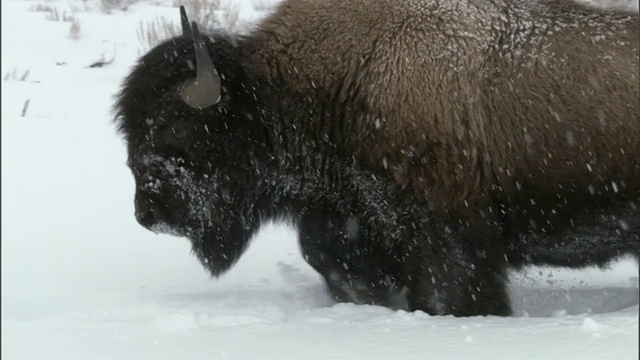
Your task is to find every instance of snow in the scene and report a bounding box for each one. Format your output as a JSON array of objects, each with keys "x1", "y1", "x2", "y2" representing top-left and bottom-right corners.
[{"x1": 1, "y1": 0, "x2": 638, "y2": 359}]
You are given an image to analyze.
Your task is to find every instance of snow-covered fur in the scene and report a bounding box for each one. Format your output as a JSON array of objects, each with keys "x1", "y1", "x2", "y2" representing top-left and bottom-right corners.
[{"x1": 115, "y1": 0, "x2": 639, "y2": 316}]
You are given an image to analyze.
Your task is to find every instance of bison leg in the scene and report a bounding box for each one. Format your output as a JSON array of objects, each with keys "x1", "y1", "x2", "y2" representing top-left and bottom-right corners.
[
  {"x1": 298, "y1": 207, "x2": 406, "y2": 308},
  {"x1": 403, "y1": 216, "x2": 512, "y2": 316}
]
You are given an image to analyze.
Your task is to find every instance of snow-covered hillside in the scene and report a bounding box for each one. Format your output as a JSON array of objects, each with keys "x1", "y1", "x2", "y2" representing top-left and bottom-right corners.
[{"x1": 2, "y1": 1, "x2": 638, "y2": 359}]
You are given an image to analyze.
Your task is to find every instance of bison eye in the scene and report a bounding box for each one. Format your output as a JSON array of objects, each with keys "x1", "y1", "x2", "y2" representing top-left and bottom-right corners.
[
  {"x1": 172, "y1": 128, "x2": 188, "y2": 140},
  {"x1": 164, "y1": 123, "x2": 194, "y2": 148}
]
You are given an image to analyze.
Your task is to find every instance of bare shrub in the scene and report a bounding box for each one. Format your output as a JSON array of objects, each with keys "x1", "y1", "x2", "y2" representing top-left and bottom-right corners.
[{"x1": 100, "y1": 0, "x2": 137, "y2": 13}]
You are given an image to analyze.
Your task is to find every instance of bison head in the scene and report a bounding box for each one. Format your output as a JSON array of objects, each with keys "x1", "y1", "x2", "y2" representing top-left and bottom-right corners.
[{"x1": 114, "y1": 9, "x2": 269, "y2": 275}]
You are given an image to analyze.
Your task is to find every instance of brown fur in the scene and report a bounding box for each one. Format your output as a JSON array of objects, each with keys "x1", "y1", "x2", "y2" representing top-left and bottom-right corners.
[{"x1": 246, "y1": 0, "x2": 639, "y2": 219}]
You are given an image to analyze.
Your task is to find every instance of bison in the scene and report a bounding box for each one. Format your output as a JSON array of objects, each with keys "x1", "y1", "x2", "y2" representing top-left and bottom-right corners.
[{"x1": 114, "y1": 0, "x2": 639, "y2": 316}]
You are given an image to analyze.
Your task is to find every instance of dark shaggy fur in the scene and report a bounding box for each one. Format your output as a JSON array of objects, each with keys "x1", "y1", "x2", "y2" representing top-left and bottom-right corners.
[{"x1": 115, "y1": 0, "x2": 639, "y2": 316}]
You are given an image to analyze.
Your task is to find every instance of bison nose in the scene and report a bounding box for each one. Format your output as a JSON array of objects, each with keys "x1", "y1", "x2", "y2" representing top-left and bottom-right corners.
[
  {"x1": 134, "y1": 198, "x2": 163, "y2": 230},
  {"x1": 135, "y1": 207, "x2": 158, "y2": 229}
]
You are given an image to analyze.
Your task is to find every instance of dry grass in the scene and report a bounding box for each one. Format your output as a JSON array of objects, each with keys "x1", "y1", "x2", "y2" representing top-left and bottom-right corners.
[
  {"x1": 30, "y1": 4, "x2": 54, "y2": 12},
  {"x1": 137, "y1": 0, "x2": 242, "y2": 53},
  {"x1": 31, "y1": 4, "x2": 77, "y2": 22},
  {"x1": 252, "y1": 0, "x2": 276, "y2": 12},
  {"x1": 136, "y1": 16, "x2": 179, "y2": 52},
  {"x1": 31, "y1": 3, "x2": 82, "y2": 39},
  {"x1": 171, "y1": 0, "x2": 224, "y2": 31},
  {"x1": 21, "y1": 99, "x2": 31, "y2": 118},
  {"x1": 581, "y1": 0, "x2": 639, "y2": 10},
  {"x1": 4, "y1": 69, "x2": 30, "y2": 82}
]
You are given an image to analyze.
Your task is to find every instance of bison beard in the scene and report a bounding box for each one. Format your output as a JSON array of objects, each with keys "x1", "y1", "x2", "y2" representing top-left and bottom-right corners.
[{"x1": 114, "y1": 2, "x2": 639, "y2": 316}]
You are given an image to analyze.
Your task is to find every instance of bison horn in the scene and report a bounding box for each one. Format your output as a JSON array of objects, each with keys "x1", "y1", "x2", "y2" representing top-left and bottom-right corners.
[
  {"x1": 180, "y1": 21, "x2": 222, "y2": 109},
  {"x1": 179, "y1": 6, "x2": 192, "y2": 39}
]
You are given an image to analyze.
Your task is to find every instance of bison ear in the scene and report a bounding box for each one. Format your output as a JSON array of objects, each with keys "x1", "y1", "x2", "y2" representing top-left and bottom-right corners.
[
  {"x1": 180, "y1": 21, "x2": 222, "y2": 109},
  {"x1": 179, "y1": 6, "x2": 193, "y2": 39}
]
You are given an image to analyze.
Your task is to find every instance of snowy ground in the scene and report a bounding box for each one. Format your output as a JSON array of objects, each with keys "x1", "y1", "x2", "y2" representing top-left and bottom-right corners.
[{"x1": 2, "y1": 1, "x2": 638, "y2": 359}]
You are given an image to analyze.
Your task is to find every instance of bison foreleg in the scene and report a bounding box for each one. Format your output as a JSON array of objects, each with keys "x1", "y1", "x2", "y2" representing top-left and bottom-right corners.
[{"x1": 298, "y1": 206, "x2": 406, "y2": 308}]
